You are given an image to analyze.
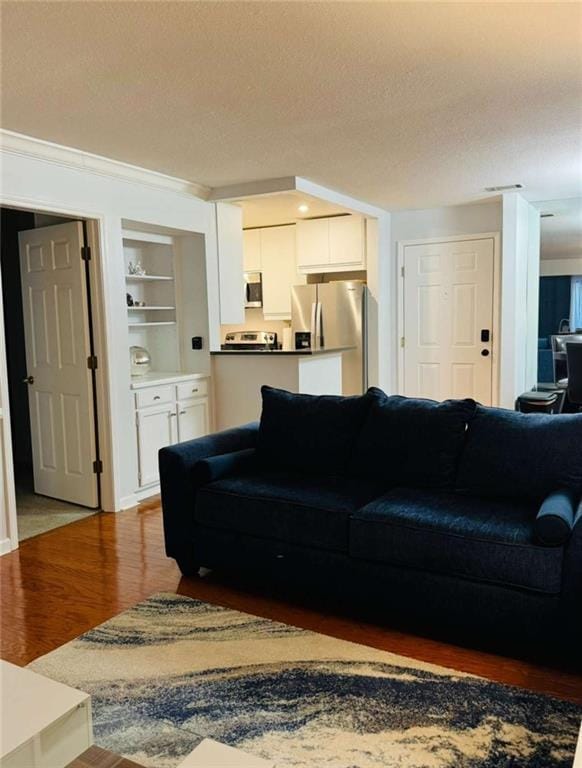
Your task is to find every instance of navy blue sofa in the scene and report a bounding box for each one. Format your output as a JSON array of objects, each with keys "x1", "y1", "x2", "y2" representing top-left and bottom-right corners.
[{"x1": 160, "y1": 386, "x2": 582, "y2": 660}]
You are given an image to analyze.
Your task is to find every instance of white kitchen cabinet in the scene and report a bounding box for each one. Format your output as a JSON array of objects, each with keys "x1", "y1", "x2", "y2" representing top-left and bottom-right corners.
[
  {"x1": 296, "y1": 215, "x2": 366, "y2": 273},
  {"x1": 261, "y1": 226, "x2": 304, "y2": 320},
  {"x1": 177, "y1": 399, "x2": 209, "y2": 442},
  {"x1": 242, "y1": 225, "x2": 305, "y2": 320},
  {"x1": 133, "y1": 376, "x2": 210, "y2": 490},
  {"x1": 243, "y1": 229, "x2": 262, "y2": 272},
  {"x1": 329, "y1": 215, "x2": 366, "y2": 266},
  {"x1": 136, "y1": 403, "x2": 178, "y2": 488},
  {"x1": 296, "y1": 218, "x2": 329, "y2": 269}
]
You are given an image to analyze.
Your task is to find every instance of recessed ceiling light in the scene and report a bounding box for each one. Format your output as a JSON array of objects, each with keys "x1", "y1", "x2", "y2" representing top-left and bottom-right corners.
[
  {"x1": 484, "y1": 183, "x2": 523, "y2": 192},
  {"x1": 297, "y1": 203, "x2": 310, "y2": 214}
]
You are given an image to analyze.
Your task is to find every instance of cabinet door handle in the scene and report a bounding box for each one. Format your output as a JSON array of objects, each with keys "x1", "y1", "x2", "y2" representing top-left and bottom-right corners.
[
  {"x1": 179, "y1": 410, "x2": 186, "y2": 415},
  {"x1": 169, "y1": 412, "x2": 177, "y2": 418},
  {"x1": 153, "y1": 395, "x2": 161, "y2": 401},
  {"x1": 192, "y1": 388, "x2": 198, "y2": 393}
]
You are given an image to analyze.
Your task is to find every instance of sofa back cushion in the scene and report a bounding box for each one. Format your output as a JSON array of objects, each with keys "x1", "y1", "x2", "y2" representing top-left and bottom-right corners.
[
  {"x1": 256, "y1": 386, "x2": 372, "y2": 475},
  {"x1": 350, "y1": 390, "x2": 477, "y2": 489},
  {"x1": 456, "y1": 406, "x2": 582, "y2": 501}
]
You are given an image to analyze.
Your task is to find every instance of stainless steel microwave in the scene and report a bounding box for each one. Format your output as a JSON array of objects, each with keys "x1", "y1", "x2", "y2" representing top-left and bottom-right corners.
[{"x1": 244, "y1": 272, "x2": 263, "y2": 308}]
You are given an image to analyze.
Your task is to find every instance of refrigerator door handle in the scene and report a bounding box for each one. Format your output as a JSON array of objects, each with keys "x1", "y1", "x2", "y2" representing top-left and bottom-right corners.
[
  {"x1": 310, "y1": 302, "x2": 317, "y2": 348},
  {"x1": 315, "y1": 302, "x2": 323, "y2": 348}
]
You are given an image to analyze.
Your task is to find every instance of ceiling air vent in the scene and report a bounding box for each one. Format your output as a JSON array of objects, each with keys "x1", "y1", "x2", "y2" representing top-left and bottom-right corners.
[{"x1": 484, "y1": 184, "x2": 523, "y2": 192}]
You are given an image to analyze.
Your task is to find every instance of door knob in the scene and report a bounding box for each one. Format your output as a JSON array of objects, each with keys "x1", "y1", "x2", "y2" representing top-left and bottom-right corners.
[
  {"x1": 481, "y1": 349, "x2": 490, "y2": 357},
  {"x1": 22, "y1": 375, "x2": 34, "y2": 385}
]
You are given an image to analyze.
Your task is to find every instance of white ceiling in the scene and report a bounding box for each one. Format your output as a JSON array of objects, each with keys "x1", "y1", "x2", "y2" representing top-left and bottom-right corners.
[
  {"x1": 536, "y1": 197, "x2": 582, "y2": 261},
  {"x1": 1, "y1": 2, "x2": 581, "y2": 210}
]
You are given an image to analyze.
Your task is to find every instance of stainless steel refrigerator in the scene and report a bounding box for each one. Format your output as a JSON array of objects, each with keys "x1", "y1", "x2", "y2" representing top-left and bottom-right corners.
[{"x1": 291, "y1": 280, "x2": 368, "y2": 395}]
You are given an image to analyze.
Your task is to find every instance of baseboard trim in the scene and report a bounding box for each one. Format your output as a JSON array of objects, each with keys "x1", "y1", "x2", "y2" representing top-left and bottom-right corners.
[
  {"x1": 135, "y1": 485, "x2": 161, "y2": 502},
  {"x1": 119, "y1": 493, "x2": 140, "y2": 511},
  {"x1": 0, "y1": 537, "x2": 14, "y2": 556},
  {"x1": 119, "y1": 486, "x2": 161, "y2": 510}
]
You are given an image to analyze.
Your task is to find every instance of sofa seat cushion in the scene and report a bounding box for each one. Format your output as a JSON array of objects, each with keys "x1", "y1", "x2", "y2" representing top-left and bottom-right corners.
[
  {"x1": 195, "y1": 472, "x2": 384, "y2": 553},
  {"x1": 350, "y1": 489, "x2": 563, "y2": 594}
]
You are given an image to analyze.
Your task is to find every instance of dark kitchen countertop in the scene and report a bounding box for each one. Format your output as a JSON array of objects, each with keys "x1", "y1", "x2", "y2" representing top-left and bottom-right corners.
[{"x1": 211, "y1": 346, "x2": 355, "y2": 356}]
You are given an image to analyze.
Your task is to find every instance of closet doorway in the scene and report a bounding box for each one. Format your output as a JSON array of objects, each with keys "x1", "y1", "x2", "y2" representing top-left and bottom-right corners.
[{"x1": 1, "y1": 207, "x2": 102, "y2": 541}]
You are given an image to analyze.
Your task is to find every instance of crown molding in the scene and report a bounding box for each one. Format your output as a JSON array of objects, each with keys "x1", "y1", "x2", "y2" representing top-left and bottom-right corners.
[{"x1": 0, "y1": 130, "x2": 211, "y2": 200}]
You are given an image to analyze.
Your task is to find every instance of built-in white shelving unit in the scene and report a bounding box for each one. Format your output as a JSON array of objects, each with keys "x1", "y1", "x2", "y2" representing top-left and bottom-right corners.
[
  {"x1": 128, "y1": 321, "x2": 177, "y2": 328},
  {"x1": 122, "y1": 223, "x2": 212, "y2": 499},
  {"x1": 124, "y1": 229, "x2": 179, "y2": 372},
  {"x1": 125, "y1": 274, "x2": 174, "y2": 282}
]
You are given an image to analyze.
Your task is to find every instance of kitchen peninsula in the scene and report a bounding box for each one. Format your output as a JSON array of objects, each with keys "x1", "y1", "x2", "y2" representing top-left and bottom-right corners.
[{"x1": 211, "y1": 347, "x2": 353, "y2": 430}]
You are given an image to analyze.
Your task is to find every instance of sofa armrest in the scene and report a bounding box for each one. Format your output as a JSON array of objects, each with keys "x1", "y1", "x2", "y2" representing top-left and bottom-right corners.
[
  {"x1": 534, "y1": 489, "x2": 578, "y2": 545},
  {"x1": 192, "y1": 448, "x2": 257, "y2": 485},
  {"x1": 159, "y1": 422, "x2": 259, "y2": 559},
  {"x1": 562, "y1": 496, "x2": 582, "y2": 634}
]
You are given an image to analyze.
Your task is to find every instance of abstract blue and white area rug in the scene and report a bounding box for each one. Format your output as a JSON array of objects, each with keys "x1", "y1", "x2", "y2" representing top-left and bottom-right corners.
[{"x1": 28, "y1": 593, "x2": 581, "y2": 767}]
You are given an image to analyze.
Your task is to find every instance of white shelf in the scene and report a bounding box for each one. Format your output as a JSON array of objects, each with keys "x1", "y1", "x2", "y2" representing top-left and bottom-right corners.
[
  {"x1": 128, "y1": 321, "x2": 176, "y2": 328},
  {"x1": 125, "y1": 274, "x2": 174, "y2": 282},
  {"x1": 128, "y1": 306, "x2": 175, "y2": 311},
  {"x1": 122, "y1": 229, "x2": 174, "y2": 246}
]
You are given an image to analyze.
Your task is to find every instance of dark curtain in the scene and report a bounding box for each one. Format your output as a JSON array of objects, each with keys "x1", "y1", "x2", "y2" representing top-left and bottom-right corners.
[{"x1": 538, "y1": 276, "x2": 571, "y2": 339}]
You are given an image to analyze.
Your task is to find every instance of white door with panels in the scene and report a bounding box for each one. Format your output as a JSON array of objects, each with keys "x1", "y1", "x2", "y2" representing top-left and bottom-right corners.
[
  {"x1": 402, "y1": 237, "x2": 495, "y2": 404},
  {"x1": 18, "y1": 222, "x2": 99, "y2": 507}
]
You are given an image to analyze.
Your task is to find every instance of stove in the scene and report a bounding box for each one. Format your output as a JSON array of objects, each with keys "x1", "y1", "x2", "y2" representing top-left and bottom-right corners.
[{"x1": 222, "y1": 330, "x2": 278, "y2": 350}]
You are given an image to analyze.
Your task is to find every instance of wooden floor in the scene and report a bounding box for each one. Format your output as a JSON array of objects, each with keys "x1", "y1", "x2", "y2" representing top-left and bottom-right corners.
[{"x1": 2, "y1": 496, "x2": 581, "y2": 706}]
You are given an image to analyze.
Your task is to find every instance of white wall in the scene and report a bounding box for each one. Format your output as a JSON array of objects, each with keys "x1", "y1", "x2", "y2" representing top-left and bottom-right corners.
[
  {"x1": 525, "y1": 203, "x2": 541, "y2": 390},
  {"x1": 0, "y1": 263, "x2": 17, "y2": 553},
  {"x1": 0, "y1": 133, "x2": 220, "y2": 525},
  {"x1": 500, "y1": 192, "x2": 541, "y2": 408},
  {"x1": 391, "y1": 200, "x2": 502, "y2": 396},
  {"x1": 541, "y1": 258, "x2": 582, "y2": 276}
]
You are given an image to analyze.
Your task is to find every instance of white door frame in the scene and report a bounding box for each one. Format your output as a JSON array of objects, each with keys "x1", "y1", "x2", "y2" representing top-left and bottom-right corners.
[
  {"x1": 0, "y1": 199, "x2": 112, "y2": 551},
  {"x1": 397, "y1": 232, "x2": 501, "y2": 406}
]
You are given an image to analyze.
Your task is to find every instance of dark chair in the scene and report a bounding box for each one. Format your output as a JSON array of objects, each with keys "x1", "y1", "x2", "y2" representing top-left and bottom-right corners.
[
  {"x1": 516, "y1": 391, "x2": 559, "y2": 414},
  {"x1": 566, "y1": 342, "x2": 582, "y2": 410},
  {"x1": 551, "y1": 333, "x2": 582, "y2": 386}
]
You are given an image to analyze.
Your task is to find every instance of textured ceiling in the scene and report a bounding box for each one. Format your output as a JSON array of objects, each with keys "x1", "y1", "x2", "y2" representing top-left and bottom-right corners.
[{"x1": 1, "y1": 2, "x2": 581, "y2": 210}]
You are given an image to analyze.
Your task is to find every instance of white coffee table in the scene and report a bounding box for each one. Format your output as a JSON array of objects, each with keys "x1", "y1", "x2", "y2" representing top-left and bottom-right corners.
[
  {"x1": 0, "y1": 660, "x2": 92, "y2": 768},
  {"x1": 178, "y1": 738, "x2": 275, "y2": 767}
]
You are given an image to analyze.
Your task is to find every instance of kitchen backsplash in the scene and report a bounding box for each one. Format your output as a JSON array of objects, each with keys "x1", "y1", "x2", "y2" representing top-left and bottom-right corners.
[{"x1": 221, "y1": 308, "x2": 290, "y2": 341}]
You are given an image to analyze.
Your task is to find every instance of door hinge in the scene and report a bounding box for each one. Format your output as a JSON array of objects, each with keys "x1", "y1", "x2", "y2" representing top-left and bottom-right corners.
[
  {"x1": 400, "y1": 266, "x2": 405, "y2": 278},
  {"x1": 400, "y1": 336, "x2": 405, "y2": 348},
  {"x1": 87, "y1": 355, "x2": 98, "y2": 370},
  {"x1": 81, "y1": 246, "x2": 91, "y2": 261},
  {"x1": 93, "y1": 459, "x2": 103, "y2": 474}
]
